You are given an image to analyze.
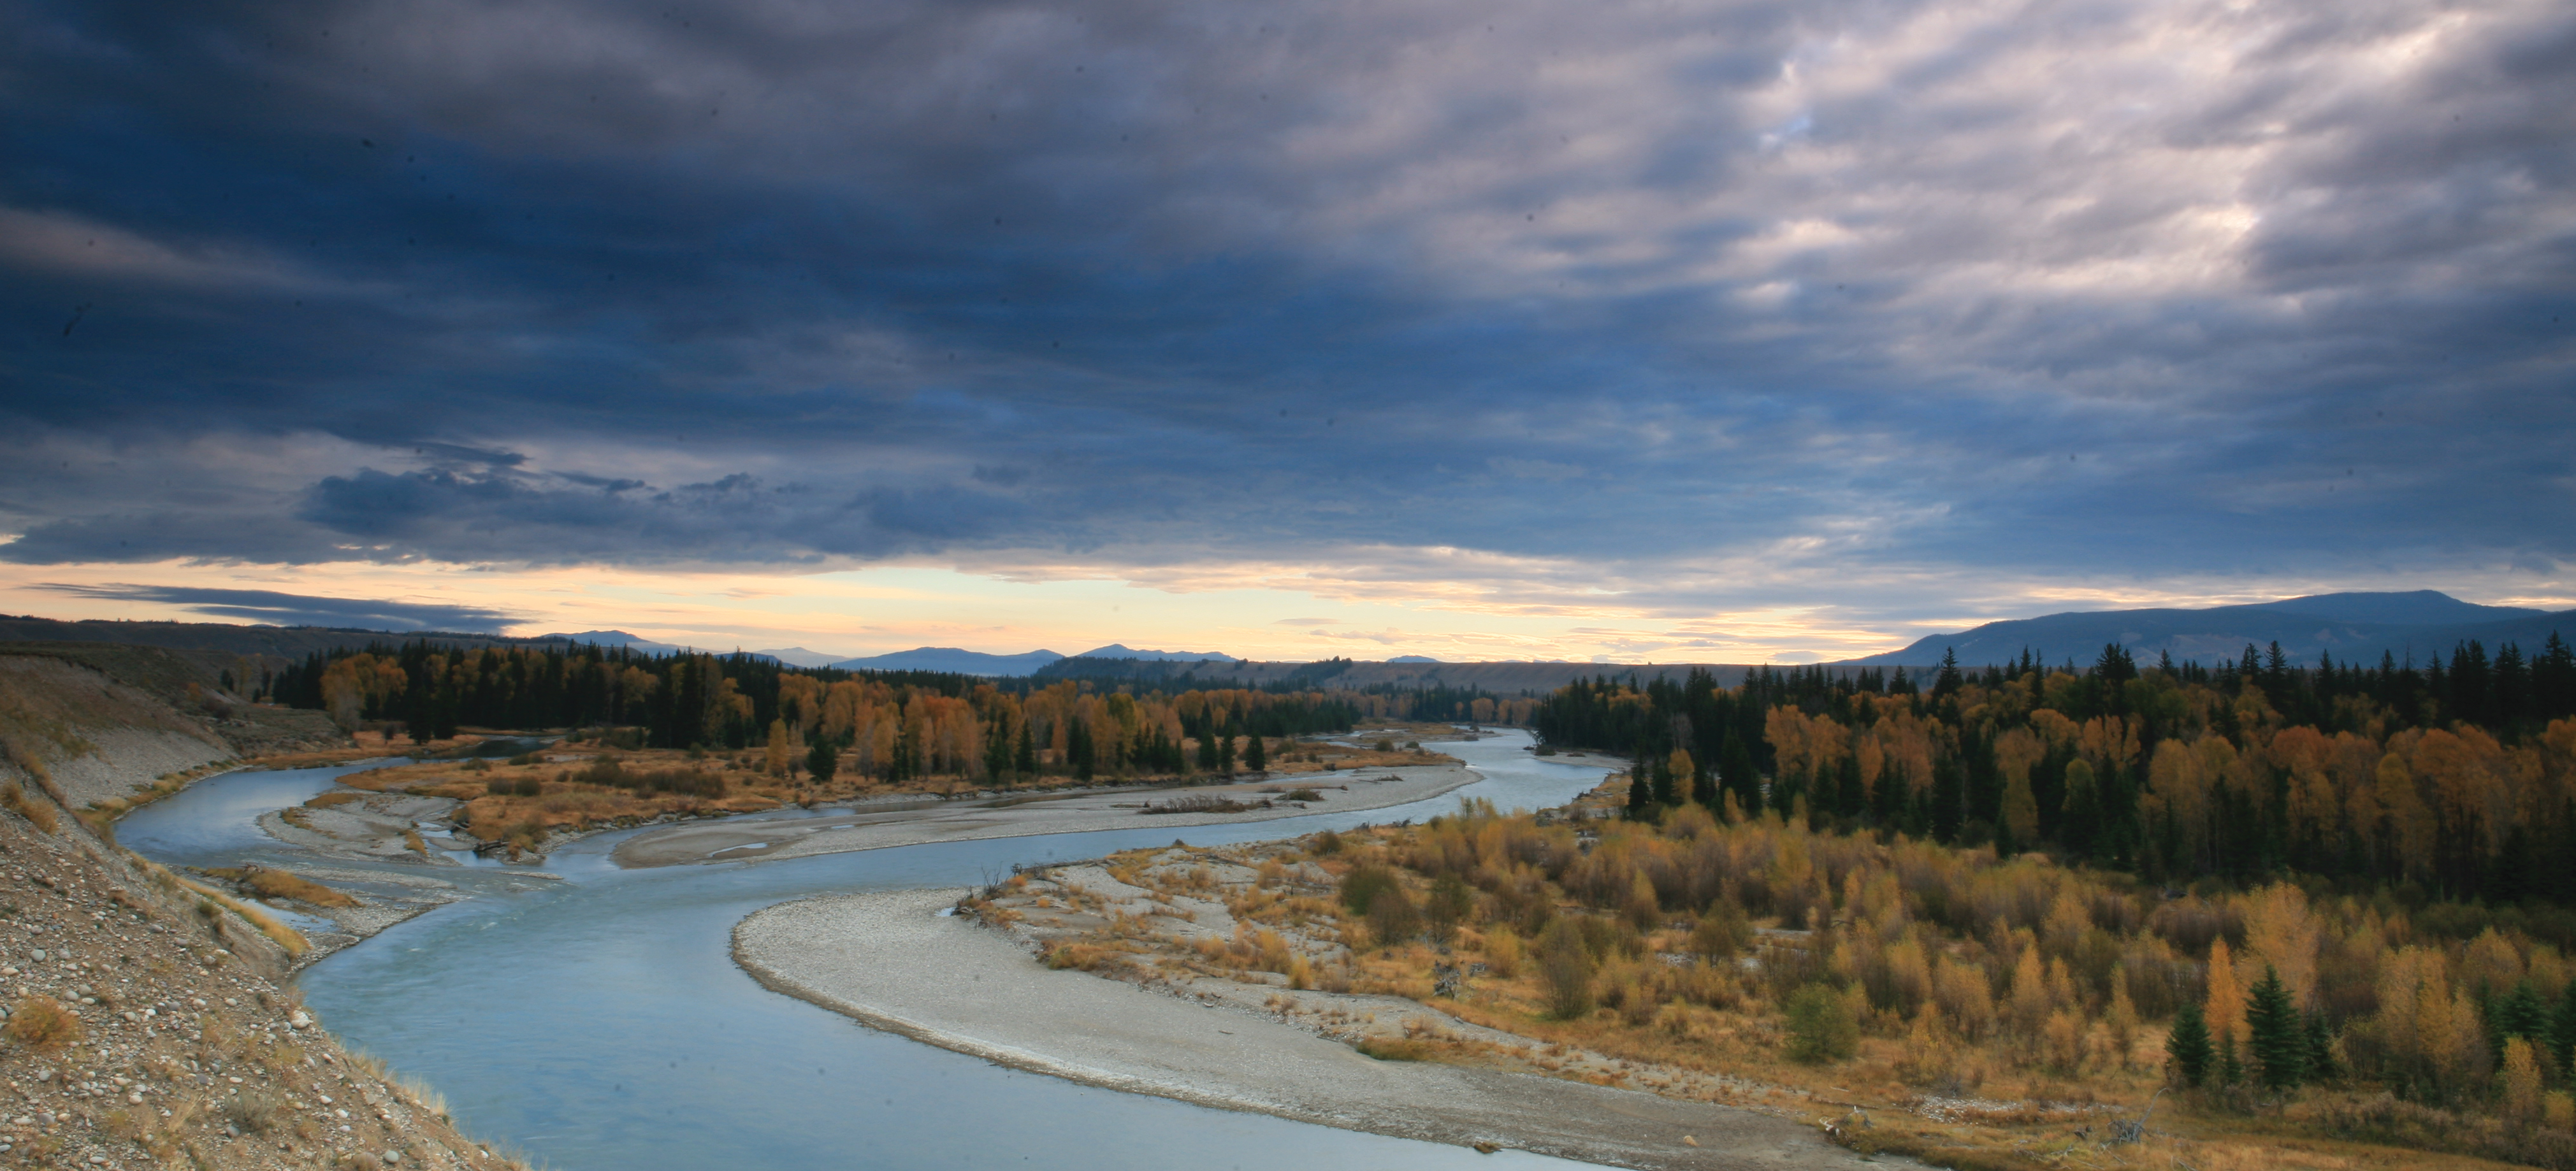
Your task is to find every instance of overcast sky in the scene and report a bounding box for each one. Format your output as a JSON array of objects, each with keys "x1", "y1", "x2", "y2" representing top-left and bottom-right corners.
[{"x1": 2, "y1": 0, "x2": 2569, "y2": 661}]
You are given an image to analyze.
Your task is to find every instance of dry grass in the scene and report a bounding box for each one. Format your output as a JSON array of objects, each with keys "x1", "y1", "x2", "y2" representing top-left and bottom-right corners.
[
  {"x1": 238, "y1": 866, "x2": 359, "y2": 908},
  {"x1": 179, "y1": 877, "x2": 311, "y2": 956},
  {"x1": 305, "y1": 790, "x2": 365, "y2": 808},
  {"x1": 1, "y1": 779, "x2": 58, "y2": 832}
]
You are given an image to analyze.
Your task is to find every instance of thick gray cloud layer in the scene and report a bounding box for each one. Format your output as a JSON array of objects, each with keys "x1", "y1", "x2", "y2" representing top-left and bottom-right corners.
[{"x1": 1, "y1": 0, "x2": 2570, "y2": 597}]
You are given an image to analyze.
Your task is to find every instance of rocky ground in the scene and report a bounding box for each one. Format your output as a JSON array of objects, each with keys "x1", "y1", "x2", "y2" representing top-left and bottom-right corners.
[
  {"x1": 614, "y1": 763, "x2": 1481, "y2": 868},
  {"x1": 0, "y1": 791, "x2": 523, "y2": 1171}
]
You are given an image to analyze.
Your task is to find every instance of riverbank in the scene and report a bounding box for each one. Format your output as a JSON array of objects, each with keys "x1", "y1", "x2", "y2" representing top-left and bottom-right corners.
[
  {"x1": 0, "y1": 787, "x2": 524, "y2": 1170},
  {"x1": 734, "y1": 888, "x2": 1872, "y2": 1171},
  {"x1": 613, "y1": 763, "x2": 1484, "y2": 868}
]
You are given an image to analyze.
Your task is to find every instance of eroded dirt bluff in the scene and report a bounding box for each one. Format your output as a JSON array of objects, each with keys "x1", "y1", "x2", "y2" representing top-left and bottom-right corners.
[
  {"x1": 0, "y1": 645, "x2": 348, "y2": 812},
  {"x1": 1, "y1": 789, "x2": 519, "y2": 1171}
]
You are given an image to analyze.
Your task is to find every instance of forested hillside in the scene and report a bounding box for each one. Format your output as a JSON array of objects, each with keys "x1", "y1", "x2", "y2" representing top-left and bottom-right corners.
[{"x1": 1536, "y1": 636, "x2": 2576, "y2": 903}]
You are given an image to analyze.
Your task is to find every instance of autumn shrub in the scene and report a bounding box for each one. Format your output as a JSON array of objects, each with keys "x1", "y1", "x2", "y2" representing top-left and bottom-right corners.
[
  {"x1": 5, "y1": 996, "x2": 81, "y2": 1052},
  {"x1": 1368, "y1": 884, "x2": 1421, "y2": 948},
  {"x1": 1896, "y1": 1003, "x2": 1959, "y2": 1086},
  {"x1": 1340, "y1": 863, "x2": 1398, "y2": 916},
  {"x1": 1691, "y1": 898, "x2": 1752, "y2": 962},
  {"x1": 1422, "y1": 873, "x2": 1474, "y2": 945},
  {"x1": 1538, "y1": 919, "x2": 1596, "y2": 1019},
  {"x1": 1785, "y1": 983, "x2": 1860, "y2": 1063},
  {"x1": 1482, "y1": 925, "x2": 1524, "y2": 979}
]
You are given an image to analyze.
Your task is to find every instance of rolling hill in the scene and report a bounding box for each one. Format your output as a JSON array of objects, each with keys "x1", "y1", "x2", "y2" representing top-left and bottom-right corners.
[{"x1": 1838, "y1": 591, "x2": 2571, "y2": 667}]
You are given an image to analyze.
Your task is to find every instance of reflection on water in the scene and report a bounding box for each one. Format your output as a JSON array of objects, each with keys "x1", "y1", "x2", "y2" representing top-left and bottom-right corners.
[{"x1": 129, "y1": 731, "x2": 1618, "y2": 1170}]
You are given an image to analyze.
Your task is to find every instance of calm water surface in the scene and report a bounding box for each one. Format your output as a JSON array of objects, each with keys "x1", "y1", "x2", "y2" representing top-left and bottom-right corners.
[{"x1": 123, "y1": 731, "x2": 1617, "y2": 1170}]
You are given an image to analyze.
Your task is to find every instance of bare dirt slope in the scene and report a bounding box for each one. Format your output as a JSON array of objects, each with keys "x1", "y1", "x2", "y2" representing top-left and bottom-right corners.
[
  {"x1": 0, "y1": 649, "x2": 346, "y2": 813},
  {"x1": 0, "y1": 784, "x2": 519, "y2": 1171}
]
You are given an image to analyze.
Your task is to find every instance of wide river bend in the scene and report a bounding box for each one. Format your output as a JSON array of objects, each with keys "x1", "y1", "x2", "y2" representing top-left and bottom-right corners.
[{"x1": 120, "y1": 732, "x2": 1618, "y2": 1170}]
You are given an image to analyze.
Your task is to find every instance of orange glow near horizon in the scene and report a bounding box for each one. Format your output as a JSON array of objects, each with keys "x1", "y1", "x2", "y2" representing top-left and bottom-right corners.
[{"x1": 1, "y1": 555, "x2": 2563, "y2": 666}]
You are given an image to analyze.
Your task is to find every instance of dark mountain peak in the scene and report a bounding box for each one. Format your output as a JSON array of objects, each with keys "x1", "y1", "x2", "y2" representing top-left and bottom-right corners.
[
  {"x1": 2257, "y1": 590, "x2": 2542, "y2": 626},
  {"x1": 1839, "y1": 590, "x2": 2570, "y2": 667}
]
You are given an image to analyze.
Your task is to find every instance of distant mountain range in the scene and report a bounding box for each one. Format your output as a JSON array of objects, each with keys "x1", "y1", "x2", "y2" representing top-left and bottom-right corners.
[
  {"x1": 543, "y1": 629, "x2": 688, "y2": 654},
  {"x1": 1837, "y1": 591, "x2": 2573, "y2": 668},
  {"x1": 1073, "y1": 644, "x2": 1240, "y2": 663},
  {"x1": 533, "y1": 635, "x2": 1239, "y2": 677},
  {"x1": 749, "y1": 647, "x2": 843, "y2": 668},
  {"x1": 827, "y1": 647, "x2": 1067, "y2": 675},
  {"x1": 828, "y1": 643, "x2": 1237, "y2": 676}
]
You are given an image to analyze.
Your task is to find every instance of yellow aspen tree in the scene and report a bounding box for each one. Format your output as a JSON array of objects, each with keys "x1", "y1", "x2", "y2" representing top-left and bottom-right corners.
[
  {"x1": 2044, "y1": 1009, "x2": 2087, "y2": 1073},
  {"x1": 2047, "y1": 956, "x2": 2079, "y2": 1016},
  {"x1": 2205, "y1": 938, "x2": 2247, "y2": 1045},
  {"x1": 1668, "y1": 749, "x2": 1697, "y2": 805},
  {"x1": 1936, "y1": 957, "x2": 1997, "y2": 1040},
  {"x1": 2374, "y1": 946, "x2": 2436, "y2": 1068},
  {"x1": 2375, "y1": 751, "x2": 2434, "y2": 880},
  {"x1": 2416, "y1": 975, "x2": 2473, "y2": 1092},
  {"x1": 765, "y1": 719, "x2": 792, "y2": 776},
  {"x1": 2502, "y1": 1037, "x2": 2544, "y2": 1128},
  {"x1": 2010, "y1": 945, "x2": 2052, "y2": 1040},
  {"x1": 2238, "y1": 883, "x2": 2320, "y2": 1009},
  {"x1": 2106, "y1": 975, "x2": 2140, "y2": 1069}
]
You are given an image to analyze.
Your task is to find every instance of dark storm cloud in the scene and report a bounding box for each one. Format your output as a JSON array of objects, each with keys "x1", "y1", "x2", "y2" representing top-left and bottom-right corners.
[
  {"x1": 0, "y1": 0, "x2": 2568, "y2": 588},
  {"x1": 39, "y1": 584, "x2": 518, "y2": 632}
]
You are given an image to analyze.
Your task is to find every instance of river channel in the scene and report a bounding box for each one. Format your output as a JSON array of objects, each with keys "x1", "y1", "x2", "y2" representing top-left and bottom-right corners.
[{"x1": 120, "y1": 731, "x2": 1617, "y2": 1170}]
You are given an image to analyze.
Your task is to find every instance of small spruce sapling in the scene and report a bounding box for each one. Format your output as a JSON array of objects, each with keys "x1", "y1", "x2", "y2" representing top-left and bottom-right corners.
[{"x1": 2166, "y1": 1000, "x2": 2213, "y2": 1088}]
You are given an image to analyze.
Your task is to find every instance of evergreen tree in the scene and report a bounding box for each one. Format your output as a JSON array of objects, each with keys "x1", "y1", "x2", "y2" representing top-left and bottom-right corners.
[
  {"x1": 1835, "y1": 754, "x2": 1865, "y2": 823},
  {"x1": 1873, "y1": 759, "x2": 1906, "y2": 826},
  {"x1": 1626, "y1": 766, "x2": 1654, "y2": 820},
  {"x1": 1015, "y1": 721, "x2": 1036, "y2": 776},
  {"x1": 806, "y1": 736, "x2": 839, "y2": 786},
  {"x1": 984, "y1": 721, "x2": 1012, "y2": 782},
  {"x1": 2218, "y1": 1027, "x2": 2243, "y2": 1087},
  {"x1": 2304, "y1": 1011, "x2": 2340, "y2": 1083},
  {"x1": 1245, "y1": 733, "x2": 1266, "y2": 772},
  {"x1": 2493, "y1": 981, "x2": 2550, "y2": 1054},
  {"x1": 1934, "y1": 647, "x2": 1964, "y2": 698},
  {"x1": 1721, "y1": 733, "x2": 1761, "y2": 814},
  {"x1": 2062, "y1": 758, "x2": 2101, "y2": 857},
  {"x1": 2549, "y1": 986, "x2": 2576, "y2": 1079},
  {"x1": 1929, "y1": 755, "x2": 1964, "y2": 843},
  {"x1": 2166, "y1": 1000, "x2": 2213, "y2": 1088},
  {"x1": 2246, "y1": 965, "x2": 2306, "y2": 1091},
  {"x1": 1069, "y1": 719, "x2": 1095, "y2": 782}
]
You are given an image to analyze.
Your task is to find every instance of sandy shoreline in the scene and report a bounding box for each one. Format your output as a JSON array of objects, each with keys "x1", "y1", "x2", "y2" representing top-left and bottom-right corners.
[
  {"x1": 615, "y1": 763, "x2": 1482, "y2": 868},
  {"x1": 734, "y1": 889, "x2": 1885, "y2": 1171}
]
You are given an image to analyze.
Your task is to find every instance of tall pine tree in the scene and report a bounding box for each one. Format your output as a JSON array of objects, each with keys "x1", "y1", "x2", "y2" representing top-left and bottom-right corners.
[{"x1": 2245, "y1": 965, "x2": 2306, "y2": 1091}]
